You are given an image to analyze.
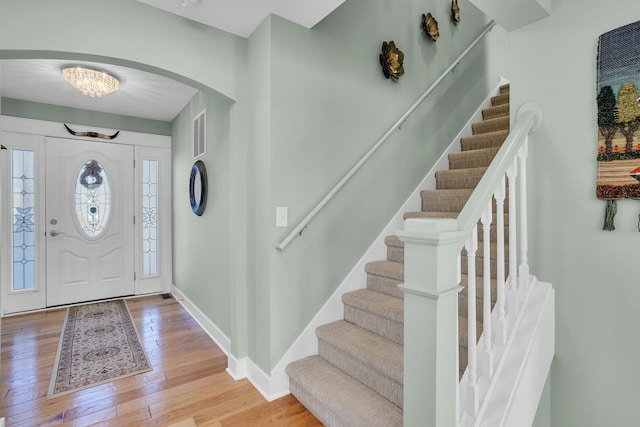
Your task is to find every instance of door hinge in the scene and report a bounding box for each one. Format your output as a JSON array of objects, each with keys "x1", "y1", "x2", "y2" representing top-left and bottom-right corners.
[
  {"x1": 133, "y1": 216, "x2": 136, "y2": 225},
  {"x1": 133, "y1": 159, "x2": 136, "y2": 168},
  {"x1": 134, "y1": 272, "x2": 137, "y2": 281}
]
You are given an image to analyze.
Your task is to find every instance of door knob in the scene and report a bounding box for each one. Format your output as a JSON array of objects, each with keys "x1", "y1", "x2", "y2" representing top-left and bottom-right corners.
[{"x1": 50, "y1": 230, "x2": 64, "y2": 237}]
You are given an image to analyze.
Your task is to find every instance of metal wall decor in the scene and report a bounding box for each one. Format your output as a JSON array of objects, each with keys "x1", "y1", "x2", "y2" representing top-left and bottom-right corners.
[
  {"x1": 421, "y1": 13, "x2": 440, "y2": 41},
  {"x1": 189, "y1": 160, "x2": 208, "y2": 216},
  {"x1": 451, "y1": 0, "x2": 461, "y2": 25},
  {"x1": 379, "y1": 41, "x2": 405, "y2": 82}
]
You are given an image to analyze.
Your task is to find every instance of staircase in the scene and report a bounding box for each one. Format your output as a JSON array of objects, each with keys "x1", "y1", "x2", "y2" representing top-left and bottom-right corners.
[{"x1": 286, "y1": 85, "x2": 511, "y2": 426}]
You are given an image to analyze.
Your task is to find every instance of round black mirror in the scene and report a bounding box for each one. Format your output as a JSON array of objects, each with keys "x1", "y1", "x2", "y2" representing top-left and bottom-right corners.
[{"x1": 189, "y1": 160, "x2": 208, "y2": 216}]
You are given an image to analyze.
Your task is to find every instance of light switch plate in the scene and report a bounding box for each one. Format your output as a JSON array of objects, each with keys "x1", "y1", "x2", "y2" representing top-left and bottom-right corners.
[{"x1": 276, "y1": 207, "x2": 288, "y2": 227}]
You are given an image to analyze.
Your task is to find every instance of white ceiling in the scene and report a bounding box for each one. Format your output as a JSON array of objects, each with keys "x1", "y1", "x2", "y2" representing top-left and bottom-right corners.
[
  {"x1": 0, "y1": 2, "x2": 342, "y2": 122},
  {"x1": 137, "y1": 0, "x2": 344, "y2": 39},
  {"x1": 0, "y1": 59, "x2": 198, "y2": 122}
]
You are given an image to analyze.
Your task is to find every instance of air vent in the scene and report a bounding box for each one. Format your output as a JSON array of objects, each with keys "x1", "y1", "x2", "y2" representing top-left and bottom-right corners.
[{"x1": 193, "y1": 110, "x2": 206, "y2": 158}]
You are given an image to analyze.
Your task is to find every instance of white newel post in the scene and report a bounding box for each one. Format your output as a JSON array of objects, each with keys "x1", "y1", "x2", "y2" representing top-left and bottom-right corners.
[{"x1": 397, "y1": 218, "x2": 466, "y2": 427}]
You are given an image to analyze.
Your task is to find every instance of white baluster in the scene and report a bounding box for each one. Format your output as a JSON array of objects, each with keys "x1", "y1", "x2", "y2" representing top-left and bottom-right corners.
[
  {"x1": 494, "y1": 176, "x2": 507, "y2": 346},
  {"x1": 518, "y1": 139, "x2": 530, "y2": 290},
  {"x1": 456, "y1": 303, "x2": 461, "y2": 426},
  {"x1": 464, "y1": 227, "x2": 479, "y2": 416},
  {"x1": 480, "y1": 199, "x2": 494, "y2": 379},
  {"x1": 506, "y1": 158, "x2": 519, "y2": 316}
]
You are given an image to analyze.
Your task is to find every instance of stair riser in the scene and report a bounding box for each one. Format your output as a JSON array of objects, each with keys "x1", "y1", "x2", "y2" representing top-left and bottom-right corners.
[
  {"x1": 460, "y1": 131, "x2": 508, "y2": 151},
  {"x1": 288, "y1": 379, "x2": 330, "y2": 426},
  {"x1": 367, "y1": 274, "x2": 404, "y2": 299},
  {"x1": 436, "y1": 173, "x2": 484, "y2": 190},
  {"x1": 343, "y1": 305, "x2": 404, "y2": 345},
  {"x1": 472, "y1": 117, "x2": 509, "y2": 135},
  {"x1": 491, "y1": 93, "x2": 509, "y2": 106},
  {"x1": 318, "y1": 340, "x2": 404, "y2": 408},
  {"x1": 386, "y1": 245, "x2": 404, "y2": 263},
  {"x1": 482, "y1": 104, "x2": 509, "y2": 120},
  {"x1": 421, "y1": 194, "x2": 469, "y2": 212},
  {"x1": 449, "y1": 148, "x2": 500, "y2": 169}
]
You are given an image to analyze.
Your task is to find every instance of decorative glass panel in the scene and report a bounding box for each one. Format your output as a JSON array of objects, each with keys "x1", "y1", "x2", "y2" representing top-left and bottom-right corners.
[
  {"x1": 75, "y1": 160, "x2": 111, "y2": 238},
  {"x1": 142, "y1": 160, "x2": 158, "y2": 276},
  {"x1": 12, "y1": 150, "x2": 36, "y2": 291}
]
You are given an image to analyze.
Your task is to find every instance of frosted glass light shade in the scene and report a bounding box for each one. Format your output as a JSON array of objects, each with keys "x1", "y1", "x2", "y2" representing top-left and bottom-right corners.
[{"x1": 62, "y1": 67, "x2": 120, "y2": 97}]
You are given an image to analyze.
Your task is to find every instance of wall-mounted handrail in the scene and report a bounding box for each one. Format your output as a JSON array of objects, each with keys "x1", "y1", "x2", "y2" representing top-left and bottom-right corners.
[{"x1": 276, "y1": 20, "x2": 497, "y2": 251}]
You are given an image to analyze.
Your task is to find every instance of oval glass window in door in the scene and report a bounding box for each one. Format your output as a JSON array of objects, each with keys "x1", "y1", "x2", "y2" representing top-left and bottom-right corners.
[{"x1": 75, "y1": 160, "x2": 112, "y2": 238}]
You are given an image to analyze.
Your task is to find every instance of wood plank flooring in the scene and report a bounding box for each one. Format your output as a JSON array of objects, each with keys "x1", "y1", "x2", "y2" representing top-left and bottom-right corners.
[{"x1": 0, "y1": 295, "x2": 323, "y2": 426}]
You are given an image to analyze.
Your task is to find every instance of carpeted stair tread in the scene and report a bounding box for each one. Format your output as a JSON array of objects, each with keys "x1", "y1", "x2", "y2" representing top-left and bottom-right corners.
[
  {"x1": 482, "y1": 103, "x2": 509, "y2": 121},
  {"x1": 449, "y1": 146, "x2": 500, "y2": 169},
  {"x1": 421, "y1": 188, "x2": 473, "y2": 212},
  {"x1": 436, "y1": 167, "x2": 487, "y2": 190},
  {"x1": 403, "y1": 210, "x2": 459, "y2": 220},
  {"x1": 343, "y1": 290, "x2": 404, "y2": 325},
  {"x1": 472, "y1": 115, "x2": 509, "y2": 135},
  {"x1": 287, "y1": 355, "x2": 403, "y2": 427},
  {"x1": 365, "y1": 260, "x2": 404, "y2": 281},
  {"x1": 499, "y1": 84, "x2": 510, "y2": 94},
  {"x1": 317, "y1": 320, "x2": 404, "y2": 407},
  {"x1": 491, "y1": 92, "x2": 510, "y2": 106},
  {"x1": 460, "y1": 130, "x2": 509, "y2": 151},
  {"x1": 343, "y1": 289, "x2": 404, "y2": 344}
]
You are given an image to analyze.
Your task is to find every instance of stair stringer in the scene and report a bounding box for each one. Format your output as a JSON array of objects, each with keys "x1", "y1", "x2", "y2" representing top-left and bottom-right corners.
[{"x1": 263, "y1": 77, "x2": 511, "y2": 401}]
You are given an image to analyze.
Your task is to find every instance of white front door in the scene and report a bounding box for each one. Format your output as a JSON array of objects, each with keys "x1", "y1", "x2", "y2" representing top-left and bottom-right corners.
[{"x1": 45, "y1": 137, "x2": 134, "y2": 306}]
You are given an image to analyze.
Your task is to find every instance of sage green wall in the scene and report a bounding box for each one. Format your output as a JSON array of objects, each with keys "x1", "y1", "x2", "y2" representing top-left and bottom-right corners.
[
  {"x1": 1, "y1": 98, "x2": 171, "y2": 135},
  {"x1": 243, "y1": 17, "x2": 274, "y2": 368},
  {"x1": 256, "y1": 0, "x2": 504, "y2": 369},
  {"x1": 510, "y1": 0, "x2": 640, "y2": 425},
  {"x1": 0, "y1": 0, "x2": 244, "y2": 101},
  {"x1": 172, "y1": 91, "x2": 233, "y2": 336}
]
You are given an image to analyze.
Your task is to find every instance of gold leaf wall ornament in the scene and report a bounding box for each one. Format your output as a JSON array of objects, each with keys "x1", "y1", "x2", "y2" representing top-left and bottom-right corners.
[
  {"x1": 421, "y1": 13, "x2": 440, "y2": 41},
  {"x1": 451, "y1": 0, "x2": 461, "y2": 25},
  {"x1": 379, "y1": 41, "x2": 405, "y2": 82}
]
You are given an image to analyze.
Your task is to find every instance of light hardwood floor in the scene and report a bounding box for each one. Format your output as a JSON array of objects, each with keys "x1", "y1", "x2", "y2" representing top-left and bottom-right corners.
[{"x1": 0, "y1": 294, "x2": 322, "y2": 426}]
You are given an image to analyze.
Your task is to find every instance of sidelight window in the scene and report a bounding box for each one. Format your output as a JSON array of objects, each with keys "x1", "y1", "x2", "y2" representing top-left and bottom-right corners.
[{"x1": 11, "y1": 149, "x2": 36, "y2": 291}]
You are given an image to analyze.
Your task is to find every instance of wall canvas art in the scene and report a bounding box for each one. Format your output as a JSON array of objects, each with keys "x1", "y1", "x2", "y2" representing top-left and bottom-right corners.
[{"x1": 596, "y1": 19, "x2": 640, "y2": 230}]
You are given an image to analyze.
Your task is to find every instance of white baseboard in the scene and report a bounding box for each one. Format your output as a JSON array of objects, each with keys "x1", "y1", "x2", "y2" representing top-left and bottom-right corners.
[{"x1": 170, "y1": 284, "x2": 231, "y2": 355}]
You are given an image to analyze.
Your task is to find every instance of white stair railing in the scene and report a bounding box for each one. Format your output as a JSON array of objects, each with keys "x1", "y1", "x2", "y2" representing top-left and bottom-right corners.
[{"x1": 398, "y1": 102, "x2": 541, "y2": 427}]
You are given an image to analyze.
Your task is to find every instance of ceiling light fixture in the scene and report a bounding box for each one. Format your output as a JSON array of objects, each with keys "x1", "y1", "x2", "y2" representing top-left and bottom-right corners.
[{"x1": 62, "y1": 67, "x2": 120, "y2": 98}]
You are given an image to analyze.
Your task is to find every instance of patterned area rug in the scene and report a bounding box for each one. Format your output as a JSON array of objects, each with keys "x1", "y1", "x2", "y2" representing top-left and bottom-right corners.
[{"x1": 48, "y1": 299, "x2": 152, "y2": 398}]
